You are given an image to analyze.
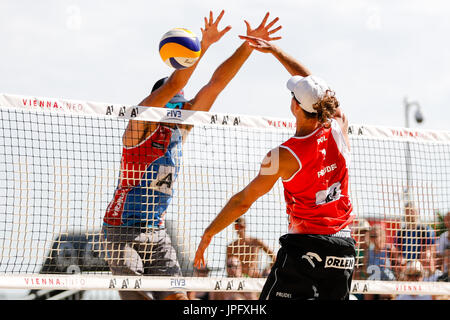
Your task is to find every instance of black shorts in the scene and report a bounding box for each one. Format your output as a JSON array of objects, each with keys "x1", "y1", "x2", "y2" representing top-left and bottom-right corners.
[{"x1": 260, "y1": 233, "x2": 356, "y2": 300}]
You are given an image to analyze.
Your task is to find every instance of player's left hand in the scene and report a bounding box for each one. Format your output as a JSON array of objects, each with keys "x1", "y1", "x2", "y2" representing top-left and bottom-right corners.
[
  {"x1": 194, "y1": 233, "x2": 213, "y2": 269},
  {"x1": 244, "y1": 12, "x2": 282, "y2": 42},
  {"x1": 238, "y1": 35, "x2": 277, "y2": 54}
]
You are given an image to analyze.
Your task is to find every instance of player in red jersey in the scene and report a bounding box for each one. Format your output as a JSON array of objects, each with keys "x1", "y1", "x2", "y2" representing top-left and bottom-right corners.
[{"x1": 195, "y1": 35, "x2": 356, "y2": 300}]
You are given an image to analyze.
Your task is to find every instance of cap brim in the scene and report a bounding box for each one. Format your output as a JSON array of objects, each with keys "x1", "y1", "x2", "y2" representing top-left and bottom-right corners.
[{"x1": 286, "y1": 75, "x2": 305, "y2": 92}]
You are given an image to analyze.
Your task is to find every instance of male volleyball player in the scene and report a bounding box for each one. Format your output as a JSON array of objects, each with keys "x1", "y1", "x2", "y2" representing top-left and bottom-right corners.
[
  {"x1": 101, "y1": 12, "x2": 282, "y2": 300},
  {"x1": 195, "y1": 35, "x2": 356, "y2": 300}
]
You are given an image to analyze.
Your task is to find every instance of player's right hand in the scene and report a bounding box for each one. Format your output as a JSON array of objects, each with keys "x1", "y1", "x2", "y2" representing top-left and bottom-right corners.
[
  {"x1": 200, "y1": 10, "x2": 232, "y2": 51},
  {"x1": 194, "y1": 233, "x2": 212, "y2": 269},
  {"x1": 243, "y1": 12, "x2": 282, "y2": 43}
]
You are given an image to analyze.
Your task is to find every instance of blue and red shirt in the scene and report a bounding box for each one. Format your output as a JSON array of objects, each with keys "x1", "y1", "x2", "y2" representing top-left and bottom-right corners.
[{"x1": 103, "y1": 124, "x2": 182, "y2": 228}]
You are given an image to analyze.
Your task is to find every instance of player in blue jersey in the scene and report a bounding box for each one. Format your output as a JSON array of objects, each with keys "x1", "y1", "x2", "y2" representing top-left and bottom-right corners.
[{"x1": 101, "y1": 11, "x2": 282, "y2": 300}]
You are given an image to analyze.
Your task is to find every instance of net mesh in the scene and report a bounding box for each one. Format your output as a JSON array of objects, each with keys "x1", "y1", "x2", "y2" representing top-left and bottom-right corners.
[{"x1": 0, "y1": 94, "x2": 449, "y2": 298}]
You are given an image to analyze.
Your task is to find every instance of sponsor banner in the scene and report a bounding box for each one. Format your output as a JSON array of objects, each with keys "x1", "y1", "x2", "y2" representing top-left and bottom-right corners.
[
  {"x1": 0, "y1": 93, "x2": 293, "y2": 131},
  {"x1": 1, "y1": 93, "x2": 449, "y2": 141},
  {"x1": 351, "y1": 280, "x2": 450, "y2": 296},
  {"x1": 348, "y1": 124, "x2": 450, "y2": 143},
  {"x1": 0, "y1": 275, "x2": 449, "y2": 295},
  {"x1": 0, "y1": 275, "x2": 266, "y2": 292}
]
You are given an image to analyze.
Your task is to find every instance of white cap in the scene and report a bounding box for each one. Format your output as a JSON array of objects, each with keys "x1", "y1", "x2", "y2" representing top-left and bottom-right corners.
[{"x1": 287, "y1": 75, "x2": 331, "y2": 113}]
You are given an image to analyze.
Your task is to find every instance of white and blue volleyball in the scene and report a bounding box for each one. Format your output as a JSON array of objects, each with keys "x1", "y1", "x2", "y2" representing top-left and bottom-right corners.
[{"x1": 159, "y1": 28, "x2": 201, "y2": 69}]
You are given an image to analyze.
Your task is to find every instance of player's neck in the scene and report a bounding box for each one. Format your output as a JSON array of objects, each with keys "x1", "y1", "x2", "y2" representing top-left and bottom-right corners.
[{"x1": 295, "y1": 119, "x2": 321, "y2": 137}]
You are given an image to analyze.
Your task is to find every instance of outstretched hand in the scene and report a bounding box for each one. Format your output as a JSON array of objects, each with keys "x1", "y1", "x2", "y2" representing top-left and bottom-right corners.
[
  {"x1": 200, "y1": 10, "x2": 232, "y2": 51},
  {"x1": 238, "y1": 35, "x2": 277, "y2": 53},
  {"x1": 244, "y1": 12, "x2": 282, "y2": 43},
  {"x1": 194, "y1": 233, "x2": 212, "y2": 269}
]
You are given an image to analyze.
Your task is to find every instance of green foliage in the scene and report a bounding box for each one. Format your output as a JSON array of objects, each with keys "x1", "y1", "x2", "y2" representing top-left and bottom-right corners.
[{"x1": 432, "y1": 211, "x2": 447, "y2": 237}]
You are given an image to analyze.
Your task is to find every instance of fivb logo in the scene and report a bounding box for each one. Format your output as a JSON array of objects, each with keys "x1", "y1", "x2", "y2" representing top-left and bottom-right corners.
[{"x1": 166, "y1": 109, "x2": 182, "y2": 119}]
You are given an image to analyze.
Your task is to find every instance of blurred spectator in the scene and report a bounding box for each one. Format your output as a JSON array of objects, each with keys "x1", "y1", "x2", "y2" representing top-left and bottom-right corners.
[
  {"x1": 395, "y1": 261, "x2": 432, "y2": 300},
  {"x1": 437, "y1": 244, "x2": 449, "y2": 282},
  {"x1": 352, "y1": 218, "x2": 371, "y2": 280},
  {"x1": 394, "y1": 202, "x2": 436, "y2": 266},
  {"x1": 209, "y1": 256, "x2": 258, "y2": 300},
  {"x1": 437, "y1": 211, "x2": 450, "y2": 266},
  {"x1": 364, "y1": 224, "x2": 396, "y2": 281},
  {"x1": 226, "y1": 217, "x2": 276, "y2": 278},
  {"x1": 363, "y1": 224, "x2": 396, "y2": 300},
  {"x1": 422, "y1": 246, "x2": 443, "y2": 281},
  {"x1": 187, "y1": 265, "x2": 212, "y2": 300}
]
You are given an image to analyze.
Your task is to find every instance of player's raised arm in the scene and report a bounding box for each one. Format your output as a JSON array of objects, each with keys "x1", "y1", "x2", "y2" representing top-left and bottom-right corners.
[
  {"x1": 194, "y1": 147, "x2": 298, "y2": 268},
  {"x1": 122, "y1": 10, "x2": 229, "y2": 147},
  {"x1": 239, "y1": 35, "x2": 349, "y2": 144},
  {"x1": 238, "y1": 35, "x2": 311, "y2": 77},
  {"x1": 186, "y1": 12, "x2": 282, "y2": 112},
  {"x1": 139, "y1": 10, "x2": 230, "y2": 109}
]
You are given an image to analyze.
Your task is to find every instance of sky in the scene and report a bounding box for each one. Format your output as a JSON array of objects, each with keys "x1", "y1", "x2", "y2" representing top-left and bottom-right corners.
[{"x1": 1, "y1": 0, "x2": 450, "y2": 131}]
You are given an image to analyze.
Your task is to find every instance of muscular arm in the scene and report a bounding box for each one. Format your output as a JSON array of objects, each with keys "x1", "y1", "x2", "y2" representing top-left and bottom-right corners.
[
  {"x1": 240, "y1": 35, "x2": 350, "y2": 147},
  {"x1": 186, "y1": 12, "x2": 282, "y2": 113},
  {"x1": 333, "y1": 107, "x2": 350, "y2": 149},
  {"x1": 123, "y1": 41, "x2": 212, "y2": 148},
  {"x1": 270, "y1": 46, "x2": 312, "y2": 77},
  {"x1": 238, "y1": 35, "x2": 311, "y2": 77},
  {"x1": 122, "y1": 10, "x2": 231, "y2": 148},
  {"x1": 194, "y1": 147, "x2": 298, "y2": 268},
  {"x1": 185, "y1": 41, "x2": 254, "y2": 112}
]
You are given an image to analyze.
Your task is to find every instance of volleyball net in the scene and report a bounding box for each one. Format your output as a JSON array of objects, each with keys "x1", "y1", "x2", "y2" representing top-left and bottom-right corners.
[{"x1": 0, "y1": 93, "x2": 449, "y2": 297}]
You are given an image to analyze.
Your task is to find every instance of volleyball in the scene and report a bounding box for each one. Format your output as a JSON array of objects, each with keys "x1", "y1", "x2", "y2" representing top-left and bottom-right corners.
[{"x1": 159, "y1": 28, "x2": 201, "y2": 69}]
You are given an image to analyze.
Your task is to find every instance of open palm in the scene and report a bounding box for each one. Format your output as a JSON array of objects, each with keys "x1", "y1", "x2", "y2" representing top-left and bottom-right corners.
[
  {"x1": 200, "y1": 10, "x2": 232, "y2": 50},
  {"x1": 245, "y1": 12, "x2": 282, "y2": 42}
]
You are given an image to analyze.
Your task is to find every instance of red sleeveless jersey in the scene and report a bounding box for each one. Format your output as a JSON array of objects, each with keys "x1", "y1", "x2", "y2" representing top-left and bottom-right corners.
[{"x1": 280, "y1": 119, "x2": 353, "y2": 235}]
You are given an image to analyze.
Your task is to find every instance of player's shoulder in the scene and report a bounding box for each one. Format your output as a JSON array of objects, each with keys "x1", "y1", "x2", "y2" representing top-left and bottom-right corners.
[
  {"x1": 266, "y1": 145, "x2": 297, "y2": 162},
  {"x1": 279, "y1": 145, "x2": 301, "y2": 168},
  {"x1": 261, "y1": 146, "x2": 299, "y2": 180}
]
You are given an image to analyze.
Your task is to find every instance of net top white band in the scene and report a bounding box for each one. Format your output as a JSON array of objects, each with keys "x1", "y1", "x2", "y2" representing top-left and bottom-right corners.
[
  {"x1": 1, "y1": 93, "x2": 449, "y2": 143},
  {"x1": 0, "y1": 275, "x2": 449, "y2": 295}
]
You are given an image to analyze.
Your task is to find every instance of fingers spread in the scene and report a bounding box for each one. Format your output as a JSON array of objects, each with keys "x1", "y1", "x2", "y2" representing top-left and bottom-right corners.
[
  {"x1": 244, "y1": 20, "x2": 251, "y2": 32},
  {"x1": 239, "y1": 35, "x2": 259, "y2": 41},
  {"x1": 220, "y1": 25, "x2": 232, "y2": 36},
  {"x1": 269, "y1": 25, "x2": 282, "y2": 34},
  {"x1": 266, "y1": 16, "x2": 280, "y2": 29},
  {"x1": 269, "y1": 36, "x2": 282, "y2": 41},
  {"x1": 257, "y1": 12, "x2": 270, "y2": 29},
  {"x1": 215, "y1": 9, "x2": 225, "y2": 25}
]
